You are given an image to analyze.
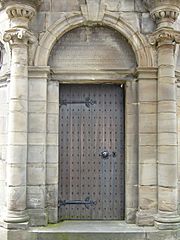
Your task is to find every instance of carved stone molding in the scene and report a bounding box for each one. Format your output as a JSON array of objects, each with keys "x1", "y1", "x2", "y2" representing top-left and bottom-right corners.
[
  {"x1": 80, "y1": 0, "x2": 106, "y2": 22},
  {"x1": 151, "y1": 6, "x2": 179, "y2": 27},
  {"x1": 143, "y1": 0, "x2": 180, "y2": 11},
  {"x1": 149, "y1": 28, "x2": 180, "y2": 46},
  {"x1": 143, "y1": 0, "x2": 180, "y2": 28},
  {"x1": 4, "y1": 3, "x2": 36, "y2": 28},
  {"x1": 6, "y1": 4, "x2": 36, "y2": 21},
  {"x1": 3, "y1": 28, "x2": 36, "y2": 46}
]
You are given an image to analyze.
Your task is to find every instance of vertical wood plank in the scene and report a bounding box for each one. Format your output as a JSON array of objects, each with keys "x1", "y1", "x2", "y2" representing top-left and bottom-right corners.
[{"x1": 59, "y1": 84, "x2": 125, "y2": 220}]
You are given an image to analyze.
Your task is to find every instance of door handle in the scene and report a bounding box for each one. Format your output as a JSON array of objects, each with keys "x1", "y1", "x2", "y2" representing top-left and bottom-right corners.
[
  {"x1": 100, "y1": 151, "x2": 109, "y2": 159},
  {"x1": 100, "y1": 151, "x2": 116, "y2": 159}
]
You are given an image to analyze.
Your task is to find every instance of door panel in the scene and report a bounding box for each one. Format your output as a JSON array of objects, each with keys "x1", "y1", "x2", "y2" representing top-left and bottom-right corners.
[{"x1": 59, "y1": 84, "x2": 125, "y2": 220}]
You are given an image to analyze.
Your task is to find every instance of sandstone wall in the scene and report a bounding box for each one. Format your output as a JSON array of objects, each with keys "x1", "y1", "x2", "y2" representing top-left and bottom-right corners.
[
  {"x1": 30, "y1": 0, "x2": 155, "y2": 35},
  {"x1": 0, "y1": 82, "x2": 8, "y2": 218},
  {"x1": 0, "y1": 0, "x2": 180, "y2": 228}
]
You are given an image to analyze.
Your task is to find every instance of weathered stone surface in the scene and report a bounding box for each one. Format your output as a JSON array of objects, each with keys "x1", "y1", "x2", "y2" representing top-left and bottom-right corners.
[
  {"x1": 139, "y1": 114, "x2": 156, "y2": 133},
  {"x1": 28, "y1": 209, "x2": 48, "y2": 227},
  {"x1": 46, "y1": 184, "x2": 58, "y2": 207},
  {"x1": 126, "y1": 184, "x2": 138, "y2": 208},
  {"x1": 159, "y1": 187, "x2": 177, "y2": 212},
  {"x1": 29, "y1": 80, "x2": 47, "y2": 101},
  {"x1": 47, "y1": 114, "x2": 58, "y2": 133},
  {"x1": 48, "y1": 26, "x2": 136, "y2": 70},
  {"x1": 28, "y1": 113, "x2": 46, "y2": 133},
  {"x1": 141, "y1": 13, "x2": 155, "y2": 33},
  {"x1": 139, "y1": 133, "x2": 157, "y2": 146},
  {"x1": 139, "y1": 102, "x2": 157, "y2": 114},
  {"x1": 138, "y1": 81, "x2": 157, "y2": 102},
  {"x1": 28, "y1": 145, "x2": 45, "y2": 163},
  {"x1": 27, "y1": 163, "x2": 45, "y2": 185},
  {"x1": 29, "y1": 101, "x2": 46, "y2": 113},
  {"x1": 139, "y1": 146, "x2": 156, "y2": 164},
  {"x1": 46, "y1": 146, "x2": 58, "y2": 163},
  {"x1": 158, "y1": 146, "x2": 177, "y2": 164},
  {"x1": 1, "y1": 0, "x2": 180, "y2": 237},
  {"x1": 27, "y1": 186, "x2": 45, "y2": 209},
  {"x1": 139, "y1": 163, "x2": 156, "y2": 185},
  {"x1": 139, "y1": 186, "x2": 157, "y2": 210},
  {"x1": 159, "y1": 164, "x2": 177, "y2": 187},
  {"x1": 46, "y1": 163, "x2": 58, "y2": 184},
  {"x1": 126, "y1": 163, "x2": 138, "y2": 185},
  {"x1": 47, "y1": 82, "x2": 59, "y2": 103},
  {"x1": 28, "y1": 133, "x2": 46, "y2": 145}
]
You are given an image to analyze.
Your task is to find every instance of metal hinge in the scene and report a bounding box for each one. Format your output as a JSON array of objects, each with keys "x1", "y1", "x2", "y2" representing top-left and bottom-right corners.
[
  {"x1": 60, "y1": 97, "x2": 96, "y2": 108},
  {"x1": 58, "y1": 197, "x2": 97, "y2": 209}
]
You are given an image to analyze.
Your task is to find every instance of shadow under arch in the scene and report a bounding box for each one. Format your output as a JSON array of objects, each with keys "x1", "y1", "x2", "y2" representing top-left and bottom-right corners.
[{"x1": 34, "y1": 12, "x2": 155, "y2": 68}]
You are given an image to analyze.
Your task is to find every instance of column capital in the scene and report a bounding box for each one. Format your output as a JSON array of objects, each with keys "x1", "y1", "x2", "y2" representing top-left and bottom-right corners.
[
  {"x1": 143, "y1": 0, "x2": 180, "y2": 28},
  {"x1": 149, "y1": 28, "x2": 180, "y2": 47},
  {"x1": 4, "y1": 3, "x2": 36, "y2": 28},
  {"x1": 3, "y1": 27, "x2": 36, "y2": 46}
]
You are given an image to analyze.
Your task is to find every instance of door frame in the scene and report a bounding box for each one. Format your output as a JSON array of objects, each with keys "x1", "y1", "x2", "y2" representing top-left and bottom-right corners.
[{"x1": 49, "y1": 68, "x2": 138, "y2": 223}]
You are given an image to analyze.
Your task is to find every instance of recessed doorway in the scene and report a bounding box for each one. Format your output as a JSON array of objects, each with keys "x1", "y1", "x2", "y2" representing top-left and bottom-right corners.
[{"x1": 58, "y1": 84, "x2": 125, "y2": 220}]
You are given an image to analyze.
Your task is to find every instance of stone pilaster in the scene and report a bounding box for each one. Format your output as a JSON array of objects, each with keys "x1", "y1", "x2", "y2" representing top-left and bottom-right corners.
[
  {"x1": 147, "y1": 0, "x2": 180, "y2": 229},
  {"x1": 136, "y1": 68, "x2": 158, "y2": 226},
  {"x1": 2, "y1": 2, "x2": 37, "y2": 228}
]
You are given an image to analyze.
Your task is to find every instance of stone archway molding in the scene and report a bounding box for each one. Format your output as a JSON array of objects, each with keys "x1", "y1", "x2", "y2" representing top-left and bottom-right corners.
[{"x1": 34, "y1": 11, "x2": 155, "y2": 68}]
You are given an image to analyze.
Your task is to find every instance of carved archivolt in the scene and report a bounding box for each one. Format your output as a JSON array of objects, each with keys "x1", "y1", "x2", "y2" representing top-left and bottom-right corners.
[{"x1": 34, "y1": 11, "x2": 155, "y2": 68}]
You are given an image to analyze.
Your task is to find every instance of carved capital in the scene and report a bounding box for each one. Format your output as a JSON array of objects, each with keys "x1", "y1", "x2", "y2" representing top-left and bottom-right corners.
[
  {"x1": 143, "y1": 0, "x2": 180, "y2": 28},
  {"x1": 6, "y1": 4, "x2": 35, "y2": 21},
  {"x1": 143, "y1": 0, "x2": 180, "y2": 11},
  {"x1": 5, "y1": 4, "x2": 36, "y2": 28},
  {"x1": 151, "y1": 6, "x2": 179, "y2": 27},
  {"x1": 3, "y1": 28, "x2": 36, "y2": 46},
  {"x1": 149, "y1": 28, "x2": 180, "y2": 46}
]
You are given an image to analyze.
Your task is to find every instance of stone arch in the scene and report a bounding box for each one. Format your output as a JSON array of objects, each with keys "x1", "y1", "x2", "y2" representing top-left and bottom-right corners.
[{"x1": 34, "y1": 12, "x2": 155, "y2": 67}]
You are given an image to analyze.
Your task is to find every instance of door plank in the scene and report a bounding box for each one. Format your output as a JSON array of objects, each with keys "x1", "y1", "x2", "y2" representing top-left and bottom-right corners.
[{"x1": 59, "y1": 84, "x2": 125, "y2": 220}]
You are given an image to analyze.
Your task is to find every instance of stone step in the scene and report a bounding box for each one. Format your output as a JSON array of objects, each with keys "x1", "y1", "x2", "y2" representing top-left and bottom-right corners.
[
  {"x1": 29, "y1": 221, "x2": 173, "y2": 240},
  {"x1": 36, "y1": 232, "x2": 146, "y2": 240}
]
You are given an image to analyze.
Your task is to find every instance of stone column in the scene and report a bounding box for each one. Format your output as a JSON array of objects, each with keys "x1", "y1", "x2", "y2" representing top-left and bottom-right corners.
[
  {"x1": 149, "y1": 2, "x2": 180, "y2": 229},
  {"x1": 2, "y1": 2, "x2": 37, "y2": 227}
]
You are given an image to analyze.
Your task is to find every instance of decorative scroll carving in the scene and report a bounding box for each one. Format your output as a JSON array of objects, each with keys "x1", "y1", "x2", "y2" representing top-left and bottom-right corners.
[
  {"x1": 3, "y1": 28, "x2": 36, "y2": 45},
  {"x1": 149, "y1": 28, "x2": 180, "y2": 46}
]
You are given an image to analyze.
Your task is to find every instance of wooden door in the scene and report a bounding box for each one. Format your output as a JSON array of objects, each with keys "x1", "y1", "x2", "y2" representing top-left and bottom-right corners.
[{"x1": 59, "y1": 84, "x2": 125, "y2": 220}]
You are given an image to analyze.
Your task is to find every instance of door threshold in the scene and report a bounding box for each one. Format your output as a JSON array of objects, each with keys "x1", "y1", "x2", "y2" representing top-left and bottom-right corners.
[{"x1": 30, "y1": 220, "x2": 156, "y2": 233}]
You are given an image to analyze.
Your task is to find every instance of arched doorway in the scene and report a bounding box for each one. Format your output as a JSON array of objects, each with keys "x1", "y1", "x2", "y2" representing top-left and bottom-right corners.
[{"x1": 48, "y1": 25, "x2": 136, "y2": 220}]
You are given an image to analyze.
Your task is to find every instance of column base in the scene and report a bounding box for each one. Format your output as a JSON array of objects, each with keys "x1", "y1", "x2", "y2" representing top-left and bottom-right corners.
[
  {"x1": 0, "y1": 221, "x2": 29, "y2": 230},
  {"x1": 155, "y1": 214, "x2": 180, "y2": 230},
  {"x1": 3, "y1": 210, "x2": 29, "y2": 225}
]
